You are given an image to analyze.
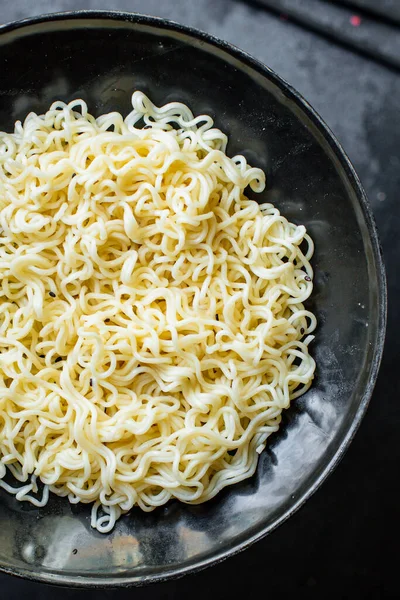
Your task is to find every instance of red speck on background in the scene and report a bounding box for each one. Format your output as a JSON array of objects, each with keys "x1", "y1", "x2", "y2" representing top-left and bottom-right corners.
[
  {"x1": 350, "y1": 15, "x2": 362, "y2": 27},
  {"x1": 280, "y1": 13, "x2": 288, "y2": 21}
]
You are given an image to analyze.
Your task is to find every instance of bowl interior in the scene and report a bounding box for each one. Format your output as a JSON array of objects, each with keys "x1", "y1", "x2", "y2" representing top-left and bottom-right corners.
[{"x1": 0, "y1": 12, "x2": 385, "y2": 586}]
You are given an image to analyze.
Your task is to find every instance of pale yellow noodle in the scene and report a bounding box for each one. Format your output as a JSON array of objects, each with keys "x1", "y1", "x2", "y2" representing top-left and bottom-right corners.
[{"x1": 0, "y1": 91, "x2": 316, "y2": 532}]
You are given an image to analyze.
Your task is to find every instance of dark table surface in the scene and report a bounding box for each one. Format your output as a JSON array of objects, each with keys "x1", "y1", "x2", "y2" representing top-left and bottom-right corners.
[{"x1": 0, "y1": 1, "x2": 399, "y2": 598}]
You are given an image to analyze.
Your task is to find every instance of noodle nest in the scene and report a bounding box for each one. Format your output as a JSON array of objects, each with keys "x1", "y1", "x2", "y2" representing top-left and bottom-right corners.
[{"x1": 0, "y1": 92, "x2": 316, "y2": 532}]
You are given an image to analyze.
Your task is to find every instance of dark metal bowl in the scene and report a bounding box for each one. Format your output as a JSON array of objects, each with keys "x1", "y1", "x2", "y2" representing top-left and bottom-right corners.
[{"x1": 0, "y1": 11, "x2": 386, "y2": 588}]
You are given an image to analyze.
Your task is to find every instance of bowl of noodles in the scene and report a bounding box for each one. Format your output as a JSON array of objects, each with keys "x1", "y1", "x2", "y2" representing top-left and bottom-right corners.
[{"x1": 0, "y1": 11, "x2": 386, "y2": 587}]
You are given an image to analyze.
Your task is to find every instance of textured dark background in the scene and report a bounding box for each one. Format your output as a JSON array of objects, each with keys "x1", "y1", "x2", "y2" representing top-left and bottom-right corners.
[{"x1": 0, "y1": 1, "x2": 398, "y2": 598}]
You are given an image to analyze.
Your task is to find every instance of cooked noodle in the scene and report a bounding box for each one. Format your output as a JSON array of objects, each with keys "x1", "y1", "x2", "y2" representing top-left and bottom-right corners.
[{"x1": 0, "y1": 92, "x2": 316, "y2": 532}]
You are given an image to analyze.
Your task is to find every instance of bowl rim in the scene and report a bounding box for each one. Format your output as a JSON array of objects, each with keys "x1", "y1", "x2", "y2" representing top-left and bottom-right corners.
[{"x1": 0, "y1": 9, "x2": 387, "y2": 588}]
